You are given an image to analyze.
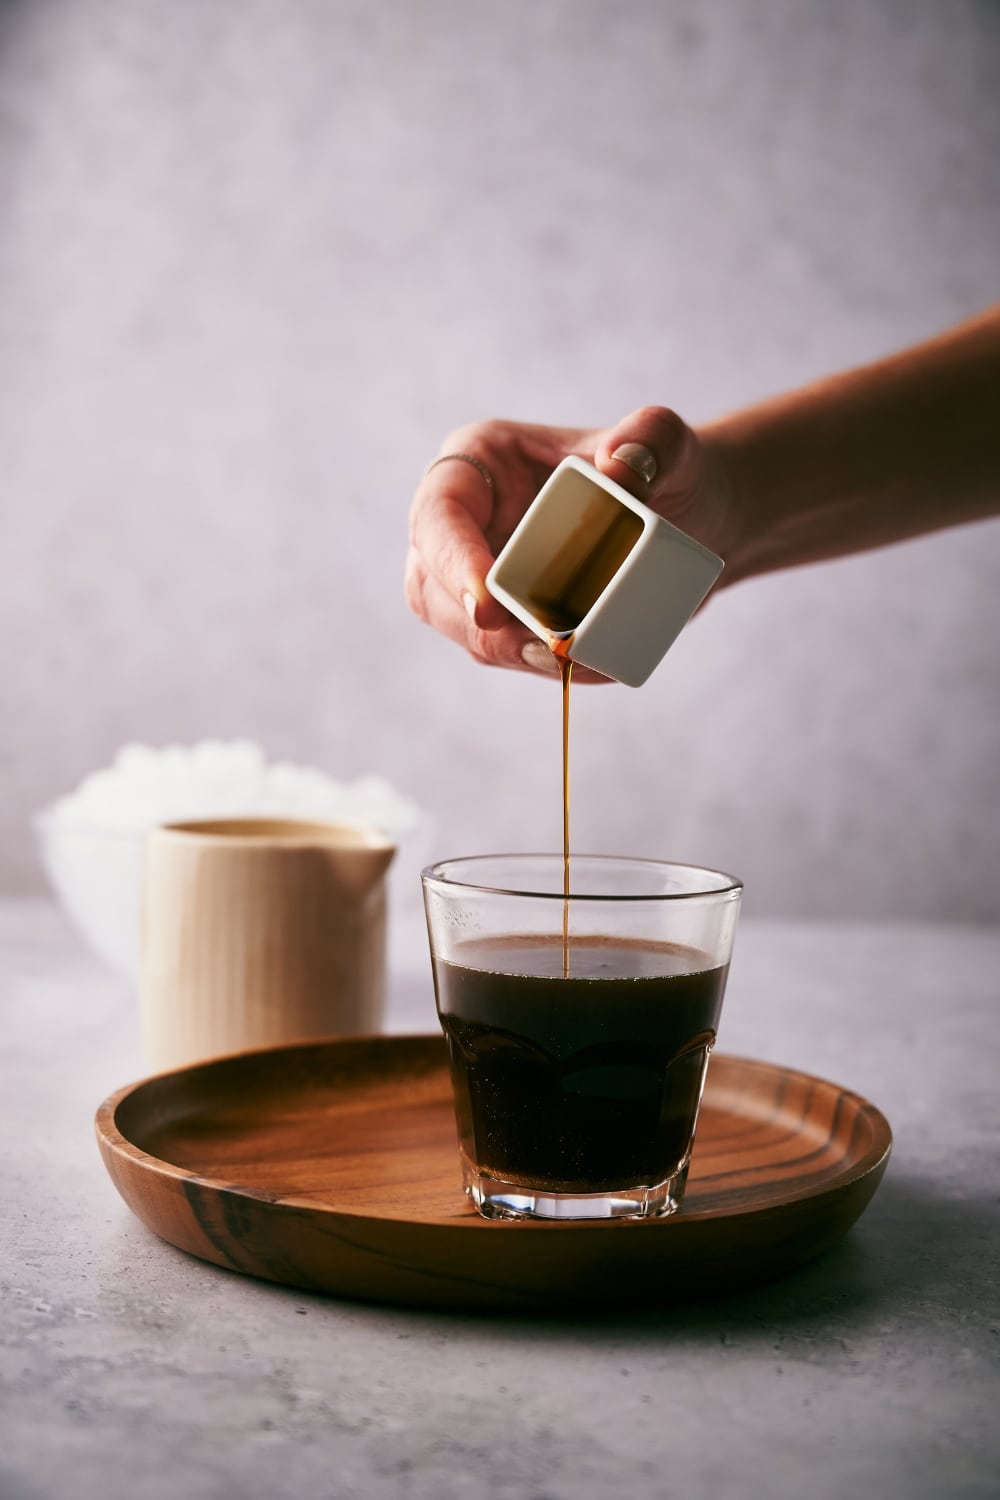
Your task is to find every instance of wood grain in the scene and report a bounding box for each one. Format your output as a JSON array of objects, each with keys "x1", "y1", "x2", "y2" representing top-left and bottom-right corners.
[
  {"x1": 95, "y1": 1036, "x2": 891, "y2": 1312},
  {"x1": 141, "y1": 820, "x2": 395, "y2": 1071}
]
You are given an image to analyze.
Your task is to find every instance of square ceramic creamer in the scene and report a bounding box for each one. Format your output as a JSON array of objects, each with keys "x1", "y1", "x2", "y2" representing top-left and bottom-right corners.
[{"x1": 485, "y1": 456, "x2": 724, "y2": 686}]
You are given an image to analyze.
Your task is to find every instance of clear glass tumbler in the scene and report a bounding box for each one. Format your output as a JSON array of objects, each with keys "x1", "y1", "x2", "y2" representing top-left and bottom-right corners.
[{"x1": 422, "y1": 854, "x2": 742, "y2": 1221}]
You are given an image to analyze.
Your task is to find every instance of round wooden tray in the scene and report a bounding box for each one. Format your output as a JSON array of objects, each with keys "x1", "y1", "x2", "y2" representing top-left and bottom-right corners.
[{"x1": 95, "y1": 1036, "x2": 892, "y2": 1312}]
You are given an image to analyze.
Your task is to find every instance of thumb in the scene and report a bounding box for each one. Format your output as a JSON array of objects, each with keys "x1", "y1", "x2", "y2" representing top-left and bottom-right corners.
[{"x1": 592, "y1": 406, "x2": 704, "y2": 525}]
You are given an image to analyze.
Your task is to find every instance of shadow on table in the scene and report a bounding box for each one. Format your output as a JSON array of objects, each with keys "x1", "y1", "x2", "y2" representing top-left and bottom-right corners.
[
  {"x1": 560, "y1": 1172, "x2": 998, "y2": 1339},
  {"x1": 339, "y1": 1171, "x2": 998, "y2": 1342},
  {"x1": 142, "y1": 1168, "x2": 996, "y2": 1346}
]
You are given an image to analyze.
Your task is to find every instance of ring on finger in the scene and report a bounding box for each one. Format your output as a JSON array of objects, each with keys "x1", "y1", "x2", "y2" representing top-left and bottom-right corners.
[{"x1": 423, "y1": 451, "x2": 496, "y2": 498}]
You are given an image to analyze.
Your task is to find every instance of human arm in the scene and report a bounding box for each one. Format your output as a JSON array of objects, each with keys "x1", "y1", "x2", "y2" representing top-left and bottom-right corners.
[
  {"x1": 705, "y1": 302, "x2": 1000, "y2": 586},
  {"x1": 405, "y1": 304, "x2": 1000, "y2": 676}
]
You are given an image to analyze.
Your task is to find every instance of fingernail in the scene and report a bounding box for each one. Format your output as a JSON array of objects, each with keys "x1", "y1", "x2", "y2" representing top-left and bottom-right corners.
[
  {"x1": 521, "y1": 640, "x2": 558, "y2": 673},
  {"x1": 462, "y1": 590, "x2": 478, "y2": 624},
  {"x1": 611, "y1": 442, "x2": 658, "y2": 484}
]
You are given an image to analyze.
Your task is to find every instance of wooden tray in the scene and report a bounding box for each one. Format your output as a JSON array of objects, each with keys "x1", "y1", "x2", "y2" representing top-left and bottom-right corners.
[{"x1": 95, "y1": 1036, "x2": 892, "y2": 1312}]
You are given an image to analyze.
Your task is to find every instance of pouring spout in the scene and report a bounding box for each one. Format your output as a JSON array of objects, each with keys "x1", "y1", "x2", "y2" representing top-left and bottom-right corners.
[
  {"x1": 319, "y1": 832, "x2": 396, "y2": 901},
  {"x1": 159, "y1": 816, "x2": 397, "y2": 901}
]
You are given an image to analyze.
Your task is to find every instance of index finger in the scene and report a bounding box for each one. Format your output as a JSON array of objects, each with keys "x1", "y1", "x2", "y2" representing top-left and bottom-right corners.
[{"x1": 408, "y1": 460, "x2": 508, "y2": 629}]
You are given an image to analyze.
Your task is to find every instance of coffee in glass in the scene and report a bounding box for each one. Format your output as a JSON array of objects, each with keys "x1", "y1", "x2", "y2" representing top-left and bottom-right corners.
[{"x1": 422, "y1": 855, "x2": 741, "y2": 1221}]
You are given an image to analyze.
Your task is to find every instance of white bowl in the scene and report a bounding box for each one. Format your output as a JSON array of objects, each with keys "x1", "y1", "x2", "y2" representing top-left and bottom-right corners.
[
  {"x1": 35, "y1": 815, "x2": 147, "y2": 977},
  {"x1": 35, "y1": 742, "x2": 432, "y2": 980}
]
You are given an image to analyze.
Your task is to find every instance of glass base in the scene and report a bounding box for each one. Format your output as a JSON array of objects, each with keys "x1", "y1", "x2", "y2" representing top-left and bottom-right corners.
[{"x1": 461, "y1": 1152, "x2": 691, "y2": 1221}]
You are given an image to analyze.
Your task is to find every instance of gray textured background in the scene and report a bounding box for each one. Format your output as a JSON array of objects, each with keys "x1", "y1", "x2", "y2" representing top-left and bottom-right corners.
[{"x1": 2, "y1": 0, "x2": 999, "y2": 919}]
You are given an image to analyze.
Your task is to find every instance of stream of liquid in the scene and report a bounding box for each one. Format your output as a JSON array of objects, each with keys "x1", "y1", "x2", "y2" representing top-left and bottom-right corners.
[
  {"x1": 550, "y1": 636, "x2": 574, "y2": 978},
  {"x1": 518, "y1": 488, "x2": 644, "y2": 980}
]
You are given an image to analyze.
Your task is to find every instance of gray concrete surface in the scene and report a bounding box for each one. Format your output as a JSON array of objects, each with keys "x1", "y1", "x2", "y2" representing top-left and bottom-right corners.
[
  {"x1": 2, "y1": 0, "x2": 1000, "y2": 920},
  {"x1": 1, "y1": 898, "x2": 998, "y2": 1499}
]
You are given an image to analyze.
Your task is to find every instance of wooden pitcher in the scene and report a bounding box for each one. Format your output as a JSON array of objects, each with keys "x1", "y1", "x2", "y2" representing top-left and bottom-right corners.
[{"x1": 140, "y1": 818, "x2": 395, "y2": 1071}]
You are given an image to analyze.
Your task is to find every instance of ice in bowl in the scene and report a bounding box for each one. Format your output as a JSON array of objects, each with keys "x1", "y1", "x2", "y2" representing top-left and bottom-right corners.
[{"x1": 35, "y1": 740, "x2": 430, "y2": 978}]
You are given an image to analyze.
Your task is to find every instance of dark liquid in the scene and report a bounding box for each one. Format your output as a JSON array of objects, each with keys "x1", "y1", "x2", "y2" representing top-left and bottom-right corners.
[
  {"x1": 534, "y1": 494, "x2": 641, "y2": 970},
  {"x1": 511, "y1": 482, "x2": 644, "y2": 971},
  {"x1": 435, "y1": 935, "x2": 727, "y2": 1193},
  {"x1": 554, "y1": 641, "x2": 573, "y2": 975}
]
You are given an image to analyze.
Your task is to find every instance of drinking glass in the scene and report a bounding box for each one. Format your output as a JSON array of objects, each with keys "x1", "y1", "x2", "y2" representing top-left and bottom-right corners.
[{"x1": 422, "y1": 854, "x2": 742, "y2": 1221}]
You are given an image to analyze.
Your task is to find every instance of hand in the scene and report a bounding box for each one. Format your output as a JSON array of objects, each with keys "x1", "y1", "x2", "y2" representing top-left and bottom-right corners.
[{"x1": 405, "y1": 407, "x2": 736, "y2": 679}]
